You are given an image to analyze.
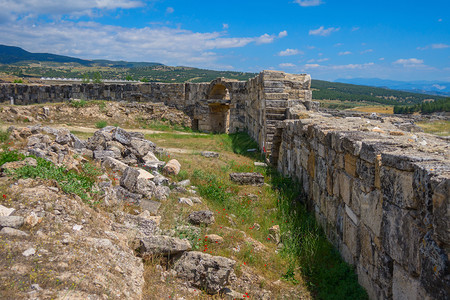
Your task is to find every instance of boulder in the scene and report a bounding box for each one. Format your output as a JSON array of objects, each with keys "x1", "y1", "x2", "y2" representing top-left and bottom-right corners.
[
  {"x1": 140, "y1": 200, "x2": 162, "y2": 215},
  {"x1": 86, "y1": 129, "x2": 113, "y2": 151},
  {"x1": 94, "y1": 150, "x2": 118, "y2": 161},
  {"x1": 229, "y1": 172, "x2": 264, "y2": 186},
  {"x1": 163, "y1": 159, "x2": 181, "y2": 176},
  {"x1": 102, "y1": 157, "x2": 128, "y2": 173},
  {"x1": 113, "y1": 127, "x2": 132, "y2": 145},
  {"x1": 188, "y1": 211, "x2": 215, "y2": 226},
  {"x1": 138, "y1": 235, "x2": 191, "y2": 256},
  {"x1": 0, "y1": 205, "x2": 15, "y2": 217},
  {"x1": 55, "y1": 129, "x2": 72, "y2": 145},
  {"x1": 70, "y1": 134, "x2": 86, "y2": 149},
  {"x1": 130, "y1": 138, "x2": 155, "y2": 157},
  {"x1": 268, "y1": 225, "x2": 281, "y2": 244},
  {"x1": 179, "y1": 197, "x2": 194, "y2": 206},
  {"x1": 114, "y1": 186, "x2": 143, "y2": 205},
  {"x1": 152, "y1": 174, "x2": 169, "y2": 186},
  {"x1": 173, "y1": 251, "x2": 236, "y2": 294},
  {"x1": 0, "y1": 216, "x2": 24, "y2": 229},
  {"x1": 0, "y1": 227, "x2": 29, "y2": 237},
  {"x1": 135, "y1": 177, "x2": 156, "y2": 198},
  {"x1": 154, "y1": 186, "x2": 170, "y2": 200}
]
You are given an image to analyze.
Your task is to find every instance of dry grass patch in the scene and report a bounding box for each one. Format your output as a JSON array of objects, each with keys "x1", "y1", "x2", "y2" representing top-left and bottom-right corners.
[{"x1": 416, "y1": 120, "x2": 450, "y2": 136}]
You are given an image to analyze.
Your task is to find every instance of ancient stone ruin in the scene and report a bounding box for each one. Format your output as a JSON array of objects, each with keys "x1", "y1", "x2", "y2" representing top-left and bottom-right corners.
[{"x1": 1, "y1": 71, "x2": 448, "y2": 299}]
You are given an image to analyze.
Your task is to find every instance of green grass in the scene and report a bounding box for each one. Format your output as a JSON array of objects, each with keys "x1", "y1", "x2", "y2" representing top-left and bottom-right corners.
[
  {"x1": 95, "y1": 120, "x2": 108, "y2": 129},
  {"x1": 0, "y1": 129, "x2": 10, "y2": 143},
  {"x1": 69, "y1": 99, "x2": 88, "y2": 108},
  {"x1": 8, "y1": 155, "x2": 102, "y2": 202},
  {"x1": 417, "y1": 120, "x2": 450, "y2": 136},
  {"x1": 0, "y1": 149, "x2": 24, "y2": 166},
  {"x1": 137, "y1": 118, "x2": 192, "y2": 133}
]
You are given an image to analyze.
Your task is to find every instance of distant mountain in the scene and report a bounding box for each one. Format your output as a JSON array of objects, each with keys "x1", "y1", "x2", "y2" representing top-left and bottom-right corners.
[
  {"x1": 0, "y1": 45, "x2": 162, "y2": 68},
  {"x1": 335, "y1": 78, "x2": 450, "y2": 97}
]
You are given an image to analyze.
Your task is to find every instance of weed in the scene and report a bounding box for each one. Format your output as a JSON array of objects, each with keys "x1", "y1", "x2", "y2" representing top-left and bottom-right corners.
[
  {"x1": 70, "y1": 99, "x2": 88, "y2": 108},
  {"x1": 0, "y1": 149, "x2": 24, "y2": 166},
  {"x1": 95, "y1": 120, "x2": 108, "y2": 129},
  {"x1": 0, "y1": 129, "x2": 10, "y2": 143},
  {"x1": 9, "y1": 155, "x2": 102, "y2": 202}
]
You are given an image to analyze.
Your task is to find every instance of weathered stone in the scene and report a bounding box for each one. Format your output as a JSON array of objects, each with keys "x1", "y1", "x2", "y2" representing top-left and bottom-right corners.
[
  {"x1": 0, "y1": 216, "x2": 24, "y2": 229},
  {"x1": 163, "y1": 159, "x2": 181, "y2": 176},
  {"x1": 1, "y1": 157, "x2": 37, "y2": 171},
  {"x1": 188, "y1": 211, "x2": 215, "y2": 226},
  {"x1": 268, "y1": 225, "x2": 281, "y2": 244},
  {"x1": 138, "y1": 235, "x2": 191, "y2": 256},
  {"x1": 0, "y1": 205, "x2": 15, "y2": 217},
  {"x1": 102, "y1": 157, "x2": 128, "y2": 173},
  {"x1": 0, "y1": 227, "x2": 29, "y2": 237},
  {"x1": 130, "y1": 137, "x2": 154, "y2": 157},
  {"x1": 207, "y1": 234, "x2": 224, "y2": 244},
  {"x1": 173, "y1": 251, "x2": 236, "y2": 294},
  {"x1": 113, "y1": 127, "x2": 132, "y2": 145},
  {"x1": 93, "y1": 150, "x2": 118, "y2": 160},
  {"x1": 114, "y1": 186, "x2": 143, "y2": 205},
  {"x1": 154, "y1": 186, "x2": 170, "y2": 200},
  {"x1": 140, "y1": 199, "x2": 161, "y2": 215},
  {"x1": 201, "y1": 151, "x2": 219, "y2": 158},
  {"x1": 179, "y1": 197, "x2": 194, "y2": 206},
  {"x1": 229, "y1": 172, "x2": 264, "y2": 186},
  {"x1": 120, "y1": 167, "x2": 140, "y2": 191},
  {"x1": 381, "y1": 167, "x2": 416, "y2": 209},
  {"x1": 135, "y1": 177, "x2": 156, "y2": 198}
]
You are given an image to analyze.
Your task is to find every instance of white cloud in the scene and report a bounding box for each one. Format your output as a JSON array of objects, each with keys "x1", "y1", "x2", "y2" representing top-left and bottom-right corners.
[
  {"x1": 307, "y1": 58, "x2": 329, "y2": 63},
  {"x1": 432, "y1": 43, "x2": 449, "y2": 49},
  {"x1": 304, "y1": 64, "x2": 320, "y2": 68},
  {"x1": 222, "y1": 23, "x2": 229, "y2": 30},
  {"x1": 379, "y1": 57, "x2": 385, "y2": 61},
  {"x1": 278, "y1": 30, "x2": 288, "y2": 38},
  {"x1": 338, "y1": 51, "x2": 352, "y2": 55},
  {"x1": 360, "y1": 49, "x2": 373, "y2": 54},
  {"x1": 438, "y1": 18, "x2": 442, "y2": 22},
  {"x1": 351, "y1": 26, "x2": 360, "y2": 31},
  {"x1": 279, "y1": 63, "x2": 296, "y2": 67},
  {"x1": 432, "y1": 84, "x2": 446, "y2": 90},
  {"x1": 166, "y1": 7, "x2": 174, "y2": 14},
  {"x1": 393, "y1": 58, "x2": 424, "y2": 67},
  {"x1": 304, "y1": 62, "x2": 374, "y2": 70},
  {"x1": 418, "y1": 43, "x2": 449, "y2": 50},
  {"x1": 1, "y1": 0, "x2": 144, "y2": 16},
  {"x1": 309, "y1": 26, "x2": 340, "y2": 36},
  {"x1": 334, "y1": 43, "x2": 343, "y2": 47},
  {"x1": 278, "y1": 48, "x2": 302, "y2": 56},
  {"x1": 295, "y1": 0, "x2": 324, "y2": 7},
  {"x1": 307, "y1": 45, "x2": 316, "y2": 50},
  {"x1": 0, "y1": 19, "x2": 284, "y2": 68}
]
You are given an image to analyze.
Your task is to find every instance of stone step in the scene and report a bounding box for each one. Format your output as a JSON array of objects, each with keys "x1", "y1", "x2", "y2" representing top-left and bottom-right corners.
[
  {"x1": 266, "y1": 113, "x2": 286, "y2": 120},
  {"x1": 266, "y1": 107, "x2": 286, "y2": 114}
]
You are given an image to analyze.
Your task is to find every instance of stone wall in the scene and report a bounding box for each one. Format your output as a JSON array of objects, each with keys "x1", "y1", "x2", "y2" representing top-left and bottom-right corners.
[
  {"x1": 273, "y1": 113, "x2": 449, "y2": 300},
  {"x1": 2, "y1": 71, "x2": 447, "y2": 299}
]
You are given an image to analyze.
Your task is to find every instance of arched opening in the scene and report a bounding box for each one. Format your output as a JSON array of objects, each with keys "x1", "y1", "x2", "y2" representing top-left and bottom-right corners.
[
  {"x1": 208, "y1": 84, "x2": 230, "y2": 100},
  {"x1": 209, "y1": 103, "x2": 230, "y2": 133}
]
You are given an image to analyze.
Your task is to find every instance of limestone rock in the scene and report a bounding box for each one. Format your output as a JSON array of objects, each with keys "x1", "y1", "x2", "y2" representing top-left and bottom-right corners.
[
  {"x1": 154, "y1": 186, "x2": 171, "y2": 200},
  {"x1": 1, "y1": 157, "x2": 37, "y2": 171},
  {"x1": 163, "y1": 159, "x2": 181, "y2": 176},
  {"x1": 113, "y1": 127, "x2": 132, "y2": 145},
  {"x1": 173, "y1": 251, "x2": 236, "y2": 294},
  {"x1": 201, "y1": 151, "x2": 220, "y2": 158},
  {"x1": 229, "y1": 172, "x2": 264, "y2": 186},
  {"x1": 179, "y1": 197, "x2": 194, "y2": 206},
  {"x1": 138, "y1": 235, "x2": 191, "y2": 256},
  {"x1": 207, "y1": 234, "x2": 224, "y2": 244},
  {"x1": 188, "y1": 211, "x2": 215, "y2": 226},
  {"x1": 0, "y1": 227, "x2": 29, "y2": 237},
  {"x1": 102, "y1": 157, "x2": 128, "y2": 173},
  {"x1": 0, "y1": 216, "x2": 24, "y2": 229},
  {"x1": 268, "y1": 225, "x2": 281, "y2": 244},
  {"x1": 0, "y1": 205, "x2": 15, "y2": 217}
]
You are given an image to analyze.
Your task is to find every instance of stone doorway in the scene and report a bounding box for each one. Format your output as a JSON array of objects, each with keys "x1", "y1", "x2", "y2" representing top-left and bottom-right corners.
[{"x1": 208, "y1": 103, "x2": 230, "y2": 133}]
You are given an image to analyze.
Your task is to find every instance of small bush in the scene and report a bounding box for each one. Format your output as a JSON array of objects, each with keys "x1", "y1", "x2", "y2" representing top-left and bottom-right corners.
[
  {"x1": 0, "y1": 149, "x2": 24, "y2": 166},
  {"x1": 70, "y1": 99, "x2": 87, "y2": 108},
  {"x1": 95, "y1": 120, "x2": 108, "y2": 129},
  {"x1": 0, "y1": 129, "x2": 10, "y2": 143}
]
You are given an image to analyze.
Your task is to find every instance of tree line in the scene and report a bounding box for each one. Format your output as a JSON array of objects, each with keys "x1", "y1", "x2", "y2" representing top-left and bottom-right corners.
[{"x1": 393, "y1": 98, "x2": 450, "y2": 114}]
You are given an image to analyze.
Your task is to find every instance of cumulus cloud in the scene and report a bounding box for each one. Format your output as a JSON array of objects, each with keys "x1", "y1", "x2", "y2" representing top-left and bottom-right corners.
[
  {"x1": 278, "y1": 48, "x2": 302, "y2": 56},
  {"x1": 393, "y1": 58, "x2": 424, "y2": 67},
  {"x1": 1, "y1": 0, "x2": 144, "y2": 16},
  {"x1": 304, "y1": 64, "x2": 320, "y2": 68},
  {"x1": 307, "y1": 58, "x2": 329, "y2": 63},
  {"x1": 295, "y1": 0, "x2": 324, "y2": 7},
  {"x1": 279, "y1": 63, "x2": 296, "y2": 67},
  {"x1": 0, "y1": 19, "x2": 285, "y2": 67},
  {"x1": 309, "y1": 26, "x2": 340, "y2": 36},
  {"x1": 278, "y1": 30, "x2": 288, "y2": 38},
  {"x1": 418, "y1": 43, "x2": 449, "y2": 50},
  {"x1": 338, "y1": 51, "x2": 352, "y2": 55}
]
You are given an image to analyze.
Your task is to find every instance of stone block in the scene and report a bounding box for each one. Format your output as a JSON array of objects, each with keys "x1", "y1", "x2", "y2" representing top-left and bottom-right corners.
[
  {"x1": 338, "y1": 171, "x2": 353, "y2": 205},
  {"x1": 392, "y1": 263, "x2": 430, "y2": 300},
  {"x1": 344, "y1": 153, "x2": 358, "y2": 177},
  {"x1": 381, "y1": 167, "x2": 416, "y2": 209},
  {"x1": 381, "y1": 203, "x2": 422, "y2": 274},
  {"x1": 359, "y1": 189, "x2": 382, "y2": 236}
]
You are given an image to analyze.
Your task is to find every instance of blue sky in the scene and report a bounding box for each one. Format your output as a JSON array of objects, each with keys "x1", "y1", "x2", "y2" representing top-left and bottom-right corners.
[{"x1": 0, "y1": 0, "x2": 449, "y2": 81}]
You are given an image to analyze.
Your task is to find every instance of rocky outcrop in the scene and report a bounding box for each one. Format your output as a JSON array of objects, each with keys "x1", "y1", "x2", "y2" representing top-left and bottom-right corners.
[
  {"x1": 173, "y1": 251, "x2": 236, "y2": 294},
  {"x1": 188, "y1": 210, "x2": 215, "y2": 226}
]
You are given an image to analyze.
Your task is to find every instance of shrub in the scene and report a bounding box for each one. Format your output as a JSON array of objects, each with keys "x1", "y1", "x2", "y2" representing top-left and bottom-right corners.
[
  {"x1": 70, "y1": 99, "x2": 87, "y2": 108},
  {"x1": 0, "y1": 129, "x2": 10, "y2": 143},
  {"x1": 95, "y1": 120, "x2": 108, "y2": 129}
]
